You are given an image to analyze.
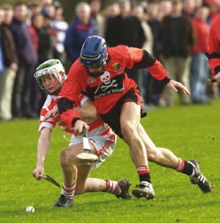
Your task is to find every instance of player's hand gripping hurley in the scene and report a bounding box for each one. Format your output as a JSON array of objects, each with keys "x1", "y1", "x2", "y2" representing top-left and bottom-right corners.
[{"x1": 76, "y1": 127, "x2": 98, "y2": 162}]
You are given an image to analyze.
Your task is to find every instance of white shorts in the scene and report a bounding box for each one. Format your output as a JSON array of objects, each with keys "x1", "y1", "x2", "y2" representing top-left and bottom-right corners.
[{"x1": 69, "y1": 133, "x2": 117, "y2": 169}]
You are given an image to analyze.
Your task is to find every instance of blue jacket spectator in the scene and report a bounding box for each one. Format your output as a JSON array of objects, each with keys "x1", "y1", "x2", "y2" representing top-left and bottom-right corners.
[{"x1": 64, "y1": 2, "x2": 98, "y2": 63}]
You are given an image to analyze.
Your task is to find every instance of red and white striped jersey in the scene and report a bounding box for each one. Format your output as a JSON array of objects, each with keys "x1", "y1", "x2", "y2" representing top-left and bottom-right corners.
[{"x1": 38, "y1": 94, "x2": 113, "y2": 137}]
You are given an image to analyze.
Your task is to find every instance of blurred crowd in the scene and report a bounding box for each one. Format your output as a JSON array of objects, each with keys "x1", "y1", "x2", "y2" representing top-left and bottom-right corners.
[{"x1": 0, "y1": 0, "x2": 220, "y2": 121}]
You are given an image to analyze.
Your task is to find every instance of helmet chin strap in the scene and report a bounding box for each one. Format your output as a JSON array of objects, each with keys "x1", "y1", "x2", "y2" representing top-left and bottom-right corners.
[{"x1": 88, "y1": 70, "x2": 105, "y2": 77}]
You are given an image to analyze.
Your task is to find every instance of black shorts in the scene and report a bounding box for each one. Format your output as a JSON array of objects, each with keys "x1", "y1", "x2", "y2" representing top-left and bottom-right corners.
[{"x1": 100, "y1": 87, "x2": 146, "y2": 138}]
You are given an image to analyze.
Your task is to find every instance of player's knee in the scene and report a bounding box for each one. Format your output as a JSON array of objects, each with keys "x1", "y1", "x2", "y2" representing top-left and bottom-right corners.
[
  {"x1": 60, "y1": 149, "x2": 74, "y2": 168},
  {"x1": 147, "y1": 149, "x2": 159, "y2": 161},
  {"x1": 145, "y1": 144, "x2": 160, "y2": 161},
  {"x1": 60, "y1": 150, "x2": 68, "y2": 168},
  {"x1": 120, "y1": 122, "x2": 136, "y2": 139}
]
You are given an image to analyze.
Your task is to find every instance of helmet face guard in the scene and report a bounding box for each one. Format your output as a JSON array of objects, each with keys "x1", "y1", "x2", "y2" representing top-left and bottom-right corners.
[
  {"x1": 34, "y1": 59, "x2": 66, "y2": 95},
  {"x1": 83, "y1": 64, "x2": 106, "y2": 77},
  {"x1": 80, "y1": 35, "x2": 108, "y2": 77}
]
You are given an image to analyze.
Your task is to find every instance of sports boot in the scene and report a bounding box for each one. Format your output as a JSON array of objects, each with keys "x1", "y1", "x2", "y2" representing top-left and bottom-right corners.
[
  {"x1": 116, "y1": 178, "x2": 132, "y2": 199},
  {"x1": 132, "y1": 181, "x2": 155, "y2": 200},
  {"x1": 188, "y1": 159, "x2": 212, "y2": 193},
  {"x1": 51, "y1": 194, "x2": 74, "y2": 208}
]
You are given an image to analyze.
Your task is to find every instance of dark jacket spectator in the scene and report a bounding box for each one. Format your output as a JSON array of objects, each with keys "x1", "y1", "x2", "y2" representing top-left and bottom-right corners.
[
  {"x1": 162, "y1": 15, "x2": 194, "y2": 58},
  {"x1": 10, "y1": 16, "x2": 38, "y2": 66},
  {"x1": 104, "y1": 0, "x2": 145, "y2": 89},
  {"x1": 105, "y1": 0, "x2": 145, "y2": 48},
  {"x1": 160, "y1": 0, "x2": 195, "y2": 106},
  {"x1": 29, "y1": 13, "x2": 53, "y2": 64},
  {"x1": 0, "y1": 5, "x2": 18, "y2": 121},
  {"x1": 1, "y1": 22, "x2": 18, "y2": 67},
  {"x1": 10, "y1": 2, "x2": 38, "y2": 118}
]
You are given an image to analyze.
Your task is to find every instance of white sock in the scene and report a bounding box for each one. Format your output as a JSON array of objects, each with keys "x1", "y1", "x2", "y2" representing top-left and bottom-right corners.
[
  {"x1": 105, "y1": 180, "x2": 121, "y2": 196},
  {"x1": 61, "y1": 182, "x2": 76, "y2": 199}
]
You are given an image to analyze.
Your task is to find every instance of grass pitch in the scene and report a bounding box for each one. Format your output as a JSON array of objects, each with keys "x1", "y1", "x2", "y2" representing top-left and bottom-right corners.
[{"x1": 0, "y1": 99, "x2": 220, "y2": 223}]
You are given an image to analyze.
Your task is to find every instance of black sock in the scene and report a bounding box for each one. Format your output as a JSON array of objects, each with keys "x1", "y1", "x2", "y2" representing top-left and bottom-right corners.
[
  {"x1": 181, "y1": 161, "x2": 194, "y2": 175},
  {"x1": 139, "y1": 173, "x2": 151, "y2": 183}
]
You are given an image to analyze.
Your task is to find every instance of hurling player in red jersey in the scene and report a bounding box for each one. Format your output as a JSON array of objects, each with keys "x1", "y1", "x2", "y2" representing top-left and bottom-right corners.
[
  {"x1": 57, "y1": 36, "x2": 211, "y2": 199},
  {"x1": 32, "y1": 59, "x2": 132, "y2": 208},
  {"x1": 207, "y1": 15, "x2": 220, "y2": 82}
]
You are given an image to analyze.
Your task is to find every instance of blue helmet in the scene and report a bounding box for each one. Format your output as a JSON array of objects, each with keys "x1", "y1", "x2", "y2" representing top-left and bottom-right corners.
[{"x1": 80, "y1": 35, "x2": 107, "y2": 76}]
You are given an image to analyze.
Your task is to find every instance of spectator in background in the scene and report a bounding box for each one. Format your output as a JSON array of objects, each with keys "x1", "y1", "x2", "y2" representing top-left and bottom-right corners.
[
  {"x1": 160, "y1": 0, "x2": 194, "y2": 106},
  {"x1": 105, "y1": 0, "x2": 146, "y2": 87},
  {"x1": 0, "y1": 7, "x2": 5, "y2": 77},
  {"x1": 191, "y1": 6, "x2": 210, "y2": 104},
  {"x1": 194, "y1": 0, "x2": 204, "y2": 10},
  {"x1": 147, "y1": 1, "x2": 165, "y2": 105},
  {"x1": 0, "y1": 5, "x2": 18, "y2": 121},
  {"x1": 158, "y1": 0, "x2": 172, "y2": 20},
  {"x1": 29, "y1": 2, "x2": 41, "y2": 16},
  {"x1": 39, "y1": 0, "x2": 53, "y2": 9},
  {"x1": 10, "y1": 2, "x2": 38, "y2": 118},
  {"x1": 64, "y1": 2, "x2": 98, "y2": 64},
  {"x1": 105, "y1": 2, "x2": 120, "y2": 25},
  {"x1": 205, "y1": 0, "x2": 220, "y2": 24},
  {"x1": 131, "y1": 3, "x2": 154, "y2": 108},
  {"x1": 27, "y1": 2, "x2": 41, "y2": 25},
  {"x1": 89, "y1": 0, "x2": 105, "y2": 37},
  {"x1": 131, "y1": 4, "x2": 153, "y2": 54},
  {"x1": 0, "y1": 5, "x2": 15, "y2": 121},
  {"x1": 30, "y1": 13, "x2": 53, "y2": 64},
  {"x1": 50, "y1": 1, "x2": 68, "y2": 64},
  {"x1": 41, "y1": 4, "x2": 57, "y2": 59},
  {"x1": 182, "y1": 0, "x2": 196, "y2": 17},
  {"x1": 105, "y1": 0, "x2": 145, "y2": 49},
  {"x1": 29, "y1": 12, "x2": 54, "y2": 115},
  {"x1": 41, "y1": 2, "x2": 55, "y2": 21},
  {"x1": 147, "y1": 2, "x2": 164, "y2": 61}
]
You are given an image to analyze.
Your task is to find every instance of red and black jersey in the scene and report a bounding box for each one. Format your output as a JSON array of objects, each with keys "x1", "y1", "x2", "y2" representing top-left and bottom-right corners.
[
  {"x1": 207, "y1": 15, "x2": 220, "y2": 75},
  {"x1": 58, "y1": 45, "x2": 168, "y2": 127}
]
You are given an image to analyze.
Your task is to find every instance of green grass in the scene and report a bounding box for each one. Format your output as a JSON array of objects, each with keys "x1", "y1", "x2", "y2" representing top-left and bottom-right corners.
[{"x1": 1, "y1": 99, "x2": 220, "y2": 223}]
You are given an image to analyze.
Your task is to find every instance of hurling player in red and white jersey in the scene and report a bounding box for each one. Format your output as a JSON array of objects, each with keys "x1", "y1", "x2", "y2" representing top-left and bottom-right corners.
[
  {"x1": 57, "y1": 36, "x2": 211, "y2": 199},
  {"x1": 32, "y1": 59, "x2": 132, "y2": 208}
]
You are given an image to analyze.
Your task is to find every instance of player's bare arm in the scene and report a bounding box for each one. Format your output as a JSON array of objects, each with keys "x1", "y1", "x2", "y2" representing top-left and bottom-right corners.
[
  {"x1": 75, "y1": 99, "x2": 97, "y2": 119},
  {"x1": 44, "y1": 99, "x2": 97, "y2": 121},
  {"x1": 33, "y1": 127, "x2": 52, "y2": 180}
]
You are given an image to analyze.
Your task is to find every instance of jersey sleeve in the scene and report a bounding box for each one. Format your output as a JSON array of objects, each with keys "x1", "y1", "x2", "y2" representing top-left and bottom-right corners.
[
  {"x1": 147, "y1": 59, "x2": 169, "y2": 80},
  {"x1": 57, "y1": 60, "x2": 85, "y2": 127},
  {"x1": 38, "y1": 96, "x2": 57, "y2": 133},
  {"x1": 38, "y1": 121, "x2": 55, "y2": 134},
  {"x1": 126, "y1": 46, "x2": 169, "y2": 80}
]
